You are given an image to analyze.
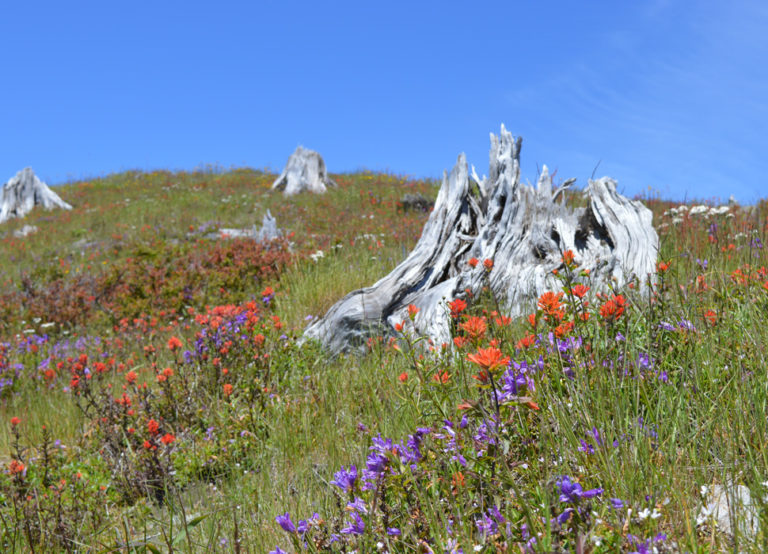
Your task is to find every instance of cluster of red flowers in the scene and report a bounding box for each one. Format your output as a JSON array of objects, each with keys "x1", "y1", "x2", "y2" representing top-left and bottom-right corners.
[{"x1": 599, "y1": 294, "x2": 626, "y2": 322}]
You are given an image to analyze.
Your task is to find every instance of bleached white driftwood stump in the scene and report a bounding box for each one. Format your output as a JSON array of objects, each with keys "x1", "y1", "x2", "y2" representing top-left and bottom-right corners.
[
  {"x1": 272, "y1": 146, "x2": 337, "y2": 196},
  {"x1": 304, "y1": 125, "x2": 658, "y2": 355},
  {"x1": 0, "y1": 168, "x2": 72, "y2": 224}
]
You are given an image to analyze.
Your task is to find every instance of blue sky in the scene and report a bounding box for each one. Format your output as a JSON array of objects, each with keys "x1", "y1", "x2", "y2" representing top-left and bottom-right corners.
[{"x1": 2, "y1": 0, "x2": 766, "y2": 202}]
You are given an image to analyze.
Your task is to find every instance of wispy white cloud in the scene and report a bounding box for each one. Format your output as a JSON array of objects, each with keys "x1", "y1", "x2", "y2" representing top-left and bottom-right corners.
[{"x1": 503, "y1": 0, "x2": 767, "y2": 201}]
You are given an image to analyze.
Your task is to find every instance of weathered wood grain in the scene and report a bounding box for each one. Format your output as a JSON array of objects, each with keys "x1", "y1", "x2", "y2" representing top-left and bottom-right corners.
[{"x1": 304, "y1": 125, "x2": 658, "y2": 354}]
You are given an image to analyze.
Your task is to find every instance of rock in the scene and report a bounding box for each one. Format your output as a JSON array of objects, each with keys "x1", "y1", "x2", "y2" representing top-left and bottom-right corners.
[
  {"x1": 697, "y1": 484, "x2": 759, "y2": 544},
  {"x1": 12, "y1": 224, "x2": 38, "y2": 238},
  {"x1": 216, "y1": 210, "x2": 283, "y2": 241},
  {"x1": 399, "y1": 193, "x2": 433, "y2": 212},
  {"x1": 271, "y1": 146, "x2": 337, "y2": 196},
  {"x1": 304, "y1": 124, "x2": 659, "y2": 355},
  {"x1": 0, "y1": 168, "x2": 72, "y2": 224}
]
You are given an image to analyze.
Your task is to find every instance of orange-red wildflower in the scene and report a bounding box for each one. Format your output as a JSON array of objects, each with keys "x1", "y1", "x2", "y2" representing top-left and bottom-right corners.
[
  {"x1": 554, "y1": 321, "x2": 574, "y2": 338},
  {"x1": 167, "y1": 336, "x2": 182, "y2": 351},
  {"x1": 467, "y1": 347, "x2": 510, "y2": 372},
  {"x1": 527, "y1": 313, "x2": 537, "y2": 328},
  {"x1": 453, "y1": 336, "x2": 470, "y2": 348},
  {"x1": 9, "y1": 460, "x2": 25, "y2": 475},
  {"x1": 495, "y1": 315, "x2": 512, "y2": 327},
  {"x1": 147, "y1": 419, "x2": 160, "y2": 435},
  {"x1": 460, "y1": 316, "x2": 487, "y2": 341},
  {"x1": 538, "y1": 291, "x2": 564, "y2": 316},
  {"x1": 516, "y1": 334, "x2": 536, "y2": 349},
  {"x1": 561, "y1": 249, "x2": 575, "y2": 266},
  {"x1": 570, "y1": 284, "x2": 590, "y2": 299},
  {"x1": 704, "y1": 309, "x2": 717, "y2": 325},
  {"x1": 448, "y1": 298, "x2": 467, "y2": 319},
  {"x1": 432, "y1": 371, "x2": 450, "y2": 384},
  {"x1": 599, "y1": 295, "x2": 626, "y2": 321}
]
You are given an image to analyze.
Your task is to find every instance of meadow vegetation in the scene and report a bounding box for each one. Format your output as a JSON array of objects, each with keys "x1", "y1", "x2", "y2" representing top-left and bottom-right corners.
[{"x1": 0, "y1": 167, "x2": 766, "y2": 552}]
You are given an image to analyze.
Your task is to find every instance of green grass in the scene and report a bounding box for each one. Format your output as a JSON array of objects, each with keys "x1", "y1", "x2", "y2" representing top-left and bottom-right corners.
[{"x1": 1, "y1": 168, "x2": 768, "y2": 551}]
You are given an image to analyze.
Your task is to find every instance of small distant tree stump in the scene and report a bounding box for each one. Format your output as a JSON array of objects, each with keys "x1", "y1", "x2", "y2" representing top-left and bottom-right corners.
[
  {"x1": 216, "y1": 210, "x2": 283, "y2": 242},
  {"x1": 304, "y1": 125, "x2": 659, "y2": 355},
  {"x1": 399, "y1": 193, "x2": 433, "y2": 213},
  {"x1": 272, "y1": 146, "x2": 337, "y2": 196},
  {"x1": 0, "y1": 168, "x2": 72, "y2": 224}
]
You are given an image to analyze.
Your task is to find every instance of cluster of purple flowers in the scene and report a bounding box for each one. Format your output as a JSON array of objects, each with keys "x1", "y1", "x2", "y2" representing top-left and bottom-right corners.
[{"x1": 555, "y1": 475, "x2": 603, "y2": 525}]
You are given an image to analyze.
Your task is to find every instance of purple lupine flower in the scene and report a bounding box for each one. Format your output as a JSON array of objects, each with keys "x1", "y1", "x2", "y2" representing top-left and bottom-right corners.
[
  {"x1": 658, "y1": 321, "x2": 675, "y2": 331},
  {"x1": 589, "y1": 427, "x2": 603, "y2": 446},
  {"x1": 498, "y1": 368, "x2": 529, "y2": 400},
  {"x1": 678, "y1": 319, "x2": 696, "y2": 332},
  {"x1": 476, "y1": 513, "x2": 498, "y2": 536},
  {"x1": 269, "y1": 548, "x2": 288, "y2": 554},
  {"x1": 365, "y1": 451, "x2": 388, "y2": 474},
  {"x1": 557, "y1": 476, "x2": 603, "y2": 503},
  {"x1": 556, "y1": 507, "x2": 574, "y2": 524},
  {"x1": 346, "y1": 497, "x2": 367, "y2": 514},
  {"x1": 451, "y1": 453, "x2": 467, "y2": 466},
  {"x1": 611, "y1": 498, "x2": 624, "y2": 509},
  {"x1": 331, "y1": 464, "x2": 357, "y2": 491},
  {"x1": 362, "y1": 435, "x2": 392, "y2": 489},
  {"x1": 275, "y1": 512, "x2": 296, "y2": 533},
  {"x1": 297, "y1": 519, "x2": 308, "y2": 533},
  {"x1": 489, "y1": 505, "x2": 506, "y2": 525},
  {"x1": 340, "y1": 511, "x2": 365, "y2": 535},
  {"x1": 386, "y1": 527, "x2": 401, "y2": 536},
  {"x1": 578, "y1": 439, "x2": 595, "y2": 454},
  {"x1": 402, "y1": 427, "x2": 431, "y2": 463},
  {"x1": 474, "y1": 418, "x2": 497, "y2": 446}
]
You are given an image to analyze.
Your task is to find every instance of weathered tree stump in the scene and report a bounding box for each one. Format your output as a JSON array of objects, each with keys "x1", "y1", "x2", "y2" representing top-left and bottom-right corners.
[
  {"x1": 0, "y1": 168, "x2": 72, "y2": 224},
  {"x1": 271, "y1": 146, "x2": 337, "y2": 196},
  {"x1": 215, "y1": 210, "x2": 283, "y2": 242},
  {"x1": 304, "y1": 125, "x2": 659, "y2": 355},
  {"x1": 399, "y1": 193, "x2": 433, "y2": 213}
]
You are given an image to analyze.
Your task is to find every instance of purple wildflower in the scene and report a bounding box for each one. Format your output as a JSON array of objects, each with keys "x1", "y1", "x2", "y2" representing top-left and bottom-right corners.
[
  {"x1": 556, "y1": 507, "x2": 574, "y2": 524},
  {"x1": 476, "y1": 513, "x2": 498, "y2": 536},
  {"x1": 330, "y1": 464, "x2": 357, "y2": 491},
  {"x1": 340, "y1": 511, "x2": 365, "y2": 535},
  {"x1": 556, "y1": 476, "x2": 603, "y2": 503},
  {"x1": 346, "y1": 496, "x2": 367, "y2": 514},
  {"x1": 275, "y1": 512, "x2": 296, "y2": 533}
]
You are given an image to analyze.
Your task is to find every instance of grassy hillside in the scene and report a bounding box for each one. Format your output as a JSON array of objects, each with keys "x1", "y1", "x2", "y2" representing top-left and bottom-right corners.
[{"x1": 0, "y1": 168, "x2": 767, "y2": 552}]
